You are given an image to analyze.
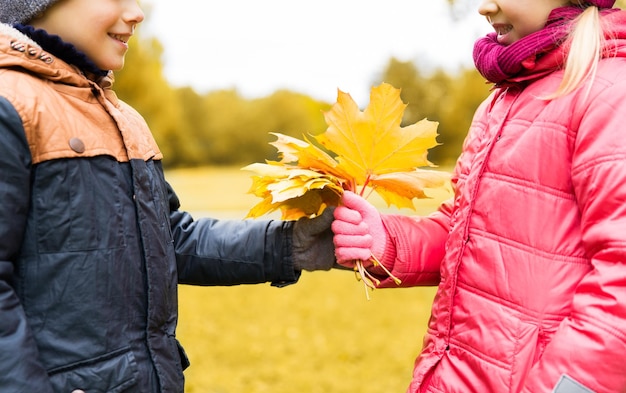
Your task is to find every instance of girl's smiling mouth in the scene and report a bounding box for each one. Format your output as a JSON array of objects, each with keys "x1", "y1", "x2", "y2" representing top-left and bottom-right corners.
[{"x1": 492, "y1": 23, "x2": 513, "y2": 43}]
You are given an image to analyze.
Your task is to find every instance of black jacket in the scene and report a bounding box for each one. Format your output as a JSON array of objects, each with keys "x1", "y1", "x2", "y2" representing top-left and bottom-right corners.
[{"x1": 0, "y1": 23, "x2": 297, "y2": 393}]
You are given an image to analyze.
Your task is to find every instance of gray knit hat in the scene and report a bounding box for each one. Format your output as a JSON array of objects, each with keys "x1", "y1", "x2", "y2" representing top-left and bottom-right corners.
[{"x1": 0, "y1": 0, "x2": 61, "y2": 24}]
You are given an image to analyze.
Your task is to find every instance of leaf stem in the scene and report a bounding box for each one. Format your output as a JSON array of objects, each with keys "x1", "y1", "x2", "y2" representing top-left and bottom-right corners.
[
  {"x1": 352, "y1": 254, "x2": 402, "y2": 300},
  {"x1": 369, "y1": 254, "x2": 402, "y2": 286},
  {"x1": 354, "y1": 261, "x2": 373, "y2": 300},
  {"x1": 359, "y1": 174, "x2": 373, "y2": 197}
]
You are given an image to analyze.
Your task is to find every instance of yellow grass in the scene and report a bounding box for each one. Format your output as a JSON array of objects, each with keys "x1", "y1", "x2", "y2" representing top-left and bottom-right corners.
[{"x1": 166, "y1": 166, "x2": 447, "y2": 393}]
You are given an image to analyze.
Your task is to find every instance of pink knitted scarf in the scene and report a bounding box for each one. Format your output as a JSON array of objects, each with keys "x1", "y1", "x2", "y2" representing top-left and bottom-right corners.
[{"x1": 473, "y1": 4, "x2": 615, "y2": 84}]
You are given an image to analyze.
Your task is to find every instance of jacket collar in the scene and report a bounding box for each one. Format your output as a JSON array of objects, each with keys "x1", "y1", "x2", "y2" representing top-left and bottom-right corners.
[
  {"x1": 0, "y1": 23, "x2": 114, "y2": 88},
  {"x1": 14, "y1": 24, "x2": 108, "y2": 79}
]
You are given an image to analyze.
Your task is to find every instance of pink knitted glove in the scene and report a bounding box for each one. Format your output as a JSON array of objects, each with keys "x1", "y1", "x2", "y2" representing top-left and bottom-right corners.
[{"x1": 332, "y1": 191, "x2": 388, "y2": 268}]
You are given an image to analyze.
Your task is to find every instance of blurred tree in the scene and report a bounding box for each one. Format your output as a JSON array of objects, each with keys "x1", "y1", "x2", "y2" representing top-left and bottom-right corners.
[
  {"x1": 436, "y1": 67, "x2": 491, "y2": 164},
  {"x1": 256, "y1": 90, "x2": 330, "y2": 138},
  {"x1": 114, "y1": 33, "x2": 184, "y2": 166},
  {"x1": 115, "y1": 31, "x2": 331, "y2": 168},
  {"x1": 173, "y1": 87, "x2": 213, "y2": 167},
  {"x1": 199, "y1": 89, "x2": 330, "y2": 166},
  {"x1": 199, "y1": 89, "x2": 252, "y2": 165}
]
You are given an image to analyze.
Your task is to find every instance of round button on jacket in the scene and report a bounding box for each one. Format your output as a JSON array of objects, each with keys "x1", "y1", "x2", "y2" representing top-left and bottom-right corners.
[{"x1": 69, "y1": 137, "x2": 86, "y2": 154}]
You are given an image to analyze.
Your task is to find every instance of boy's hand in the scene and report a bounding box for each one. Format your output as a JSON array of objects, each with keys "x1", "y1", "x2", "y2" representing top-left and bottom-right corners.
[{"x1": 292, "y1": 207, "x2": 336, "y2": 271}]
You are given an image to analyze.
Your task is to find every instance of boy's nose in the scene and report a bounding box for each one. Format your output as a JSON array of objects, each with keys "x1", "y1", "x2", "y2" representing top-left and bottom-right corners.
[{"x1": 123, "y1": 0, "x2": 145, "y2": 25}]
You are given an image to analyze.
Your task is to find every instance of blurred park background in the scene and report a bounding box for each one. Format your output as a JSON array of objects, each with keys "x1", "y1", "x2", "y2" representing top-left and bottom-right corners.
[
  {"x1": 113, "y1": 0, "x2": 626, "y2": 391},
  {"x1": 117, "y1": 0, "x2": 495, "y2": 170}
]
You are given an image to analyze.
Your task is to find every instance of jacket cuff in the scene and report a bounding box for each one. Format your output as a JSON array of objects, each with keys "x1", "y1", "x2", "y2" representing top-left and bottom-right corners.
[{"x1": 271, "y1": 221, "x2": 301, "y2": 287}]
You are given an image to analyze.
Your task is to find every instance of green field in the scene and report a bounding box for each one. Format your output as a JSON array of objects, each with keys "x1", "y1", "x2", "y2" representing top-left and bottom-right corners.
[{"x1": 166, "y1": 166, "x2": 445, "y2": 393}]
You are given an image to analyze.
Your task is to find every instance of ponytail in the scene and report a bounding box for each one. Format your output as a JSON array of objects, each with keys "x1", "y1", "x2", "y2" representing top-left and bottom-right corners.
[{"x1": 548, "y1": 6, "x2": 603, "y2": 99}]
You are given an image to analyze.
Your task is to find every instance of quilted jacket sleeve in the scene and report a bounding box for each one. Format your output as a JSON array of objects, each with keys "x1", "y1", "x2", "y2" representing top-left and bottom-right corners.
[
  {"x1": 0, "y1": 97, "x2": 54, "y2": 392},
  {"x1": 523, "y1": 77, "x2": 626, "y2": 393},
  {"x1": 374, "y1": 200, "x2": 452, "y2": 288},
  {"x1": 168, "y1": 184, "x2": 299, "y2": 288}
]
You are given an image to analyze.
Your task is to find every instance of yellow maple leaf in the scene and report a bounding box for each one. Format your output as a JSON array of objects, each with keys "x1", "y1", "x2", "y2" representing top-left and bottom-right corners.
[
  {"x1": 243, "y1": 82, "x2": 450, "y2": 220},
  {"x1": 268, "y1": 132, "x2": 352, "y2": 181},
  {"x1": 369, "y1": 169, "x2": 452, "y2": 209},
  {"x1": 317, "y1": 82, "x2": 442, "y2": 184},
  {"x1": 242, "y1": 162, "x2": 343, "y2": 219}
]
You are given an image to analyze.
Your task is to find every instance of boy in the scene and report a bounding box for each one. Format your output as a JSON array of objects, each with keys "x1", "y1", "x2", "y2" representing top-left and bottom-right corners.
[{"x1": 0, "y1": 1, "x2": 335, "y2": 391}]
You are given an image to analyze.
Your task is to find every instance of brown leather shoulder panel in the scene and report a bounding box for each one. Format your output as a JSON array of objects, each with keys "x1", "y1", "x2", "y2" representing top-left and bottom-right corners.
[{"x1": 0, "y1": 70, "x2": 162, "y2": 164}]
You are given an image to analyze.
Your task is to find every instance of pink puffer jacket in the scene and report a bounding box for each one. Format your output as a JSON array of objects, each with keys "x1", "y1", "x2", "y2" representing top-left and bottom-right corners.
[{"x1": 378, "y1": 11, "x2": 626, "y2": 393}]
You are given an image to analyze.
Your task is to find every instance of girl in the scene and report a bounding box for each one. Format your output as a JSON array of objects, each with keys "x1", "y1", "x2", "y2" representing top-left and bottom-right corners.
[
  {"x1": 0, "y1": 0, "x2": 335, "y2": 392},
  {"x1": 332, "y1": 0, "x2": 626, "y2": 392}
]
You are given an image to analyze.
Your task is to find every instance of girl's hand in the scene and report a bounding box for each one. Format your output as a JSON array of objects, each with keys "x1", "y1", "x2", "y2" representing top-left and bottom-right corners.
[{"x1": 332, "y1": 191, "x2": 388, "y2": 267}]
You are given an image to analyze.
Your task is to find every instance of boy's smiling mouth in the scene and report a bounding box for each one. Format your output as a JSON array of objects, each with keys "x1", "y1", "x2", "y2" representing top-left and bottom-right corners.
[{"x1": 109, "y1": 34, "x2": 129, "y2": 44}]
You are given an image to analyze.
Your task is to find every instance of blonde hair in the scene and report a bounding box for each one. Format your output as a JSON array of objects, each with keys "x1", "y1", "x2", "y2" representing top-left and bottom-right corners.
[{"x1": 548, "y1": 6, "x2": 605, "y2": 98}]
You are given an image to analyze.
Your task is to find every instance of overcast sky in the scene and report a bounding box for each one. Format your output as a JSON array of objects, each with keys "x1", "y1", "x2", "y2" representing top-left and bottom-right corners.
[{"x1": 141, "y1": 0, "x2": 490, "y2": 104}]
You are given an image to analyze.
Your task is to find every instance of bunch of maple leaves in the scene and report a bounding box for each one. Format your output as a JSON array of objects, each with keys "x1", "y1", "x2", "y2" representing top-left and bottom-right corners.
[{"x1": 243, "y1": 83, "x2": 450, "y2": 297}]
